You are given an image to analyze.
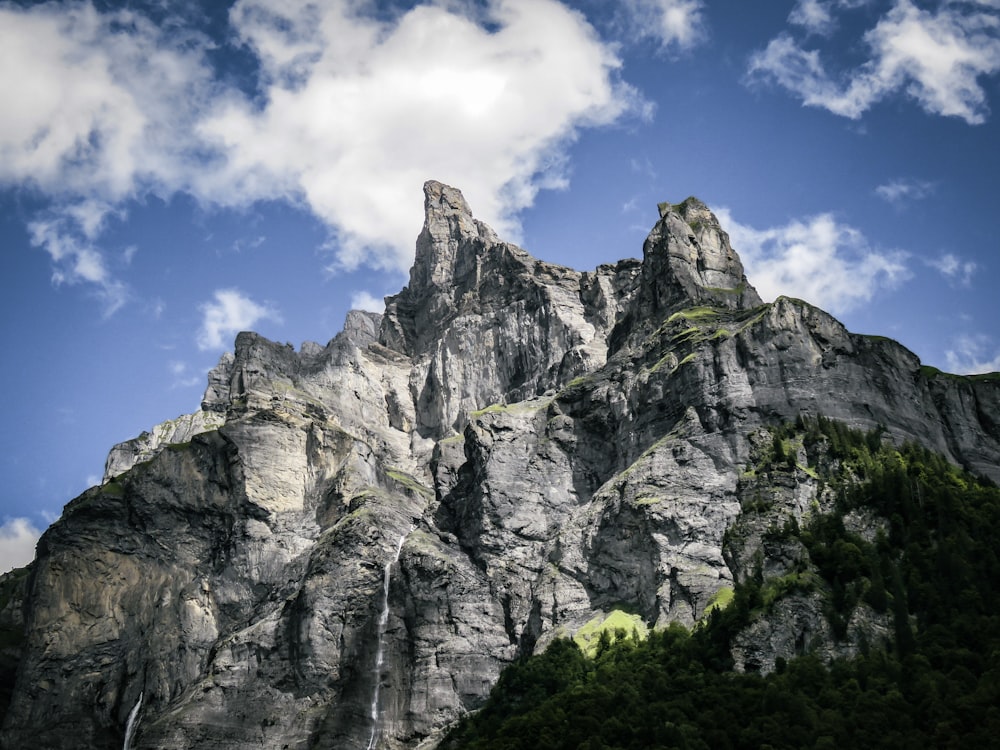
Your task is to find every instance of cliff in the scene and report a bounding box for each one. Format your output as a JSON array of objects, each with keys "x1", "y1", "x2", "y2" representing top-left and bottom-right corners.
[{"x1": 2, "y1": 181, "x2": 998, "y2": 749}]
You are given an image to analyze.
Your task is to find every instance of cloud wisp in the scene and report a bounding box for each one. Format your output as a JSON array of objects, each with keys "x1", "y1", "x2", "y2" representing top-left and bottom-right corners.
[
  {"x1": 929, "y1": 252, "x2": 978, "y2": 286},
  {"x1": 789, "y1": 0, "x2": 837, "y2": 36},
  {"x1": 945, "y1": 333, "x2": 1000, "y2": 375},
  {"x1": 748, "y1": 0, "x2": 1000, "y2": 123},
  {"x1": 0, "y1": 518, "x2": 42, "y2": 575},
  {"x1": 349, "y1": 291, "x2": 386, "y2": 314},
  {"x1": 618, "y1": 0, "x2": 708, "y2": 51},
  {"x1": 197, "y1": 289, "x2": 281, "y2": 351},
  {"x1": 0, "y1": 0, "x2": 646, "y2": 311},
  {"x1": 27, "y1": 213, "x2": 129, "y2": 316},
  {"x1": 717, "y1": 208, "x2": 911, "y2": 314},
  {"x1": 874, "y1": 177, "x2": 935, "y2": 206}
]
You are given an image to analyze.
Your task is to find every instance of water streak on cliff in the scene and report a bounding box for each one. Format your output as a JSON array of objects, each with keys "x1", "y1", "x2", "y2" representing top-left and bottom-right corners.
[
  {"x1": 123, "y1": 692, "x2": 142, "y2": 750},
  {"x1": 367, "y1": 534, "x2": 407, "y2": 750}
]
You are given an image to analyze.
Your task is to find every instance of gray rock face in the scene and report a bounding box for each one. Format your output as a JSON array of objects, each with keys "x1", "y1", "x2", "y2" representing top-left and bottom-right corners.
[{"x1": 3, "y1": 181, "x2": 999, "y2": 749}]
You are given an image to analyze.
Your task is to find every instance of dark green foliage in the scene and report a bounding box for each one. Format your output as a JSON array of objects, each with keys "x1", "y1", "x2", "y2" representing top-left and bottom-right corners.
[{"x1": 443, "y1": 419, "x2": 1000, "y2": 749}]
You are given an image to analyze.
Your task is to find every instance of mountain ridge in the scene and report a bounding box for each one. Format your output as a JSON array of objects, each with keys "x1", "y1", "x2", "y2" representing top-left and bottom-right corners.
[{"x1": 2, "y1": 181, "x2": 998, "y2": 749}]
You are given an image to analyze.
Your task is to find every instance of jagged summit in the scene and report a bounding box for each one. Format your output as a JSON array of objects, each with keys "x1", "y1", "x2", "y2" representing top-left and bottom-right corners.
[
  {"x1": 3, "y1": 182, "x2": 999, "y2": 750},
  {"x1": 385, "y1": 181, "x2": 759, "y2": 358},
  {"x1": 408, "y1": 180, "x2": 500, "y2": 297},
  {"x1": 643, "y1": 195, "x2": 762, "y2": 316},
  {"x1": 381, "y1": 181, "x2": 502, "y2": 356}
]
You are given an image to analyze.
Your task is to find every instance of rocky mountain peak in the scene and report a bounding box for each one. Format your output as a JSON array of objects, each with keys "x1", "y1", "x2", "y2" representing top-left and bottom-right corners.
[
  {"x1": 409, "y1": 180, "x2": 500, "y2": 293},
  {"x1": 639, "y1": 196, "x2": 762, "y2": 321},
  {"x1": 4, "y1": 181, "x2": 999, "y2": 750},
  {"x1": 380, "y1": 181, "x2": 500, "y2": 355}
]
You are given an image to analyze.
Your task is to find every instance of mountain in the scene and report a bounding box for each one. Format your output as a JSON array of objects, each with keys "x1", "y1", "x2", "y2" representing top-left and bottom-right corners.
[
  {"x1": 437, "y1": 426, "x2": 1000, "y2": 748},
  {"x1": 1, "y1": 181, "x2": 998, "y2": 749}
]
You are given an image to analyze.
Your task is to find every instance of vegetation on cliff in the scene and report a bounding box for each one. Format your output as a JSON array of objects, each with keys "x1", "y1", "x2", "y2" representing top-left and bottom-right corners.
[{"x1": 443, "y1": 418, "x2": 1000, "y2": 749}]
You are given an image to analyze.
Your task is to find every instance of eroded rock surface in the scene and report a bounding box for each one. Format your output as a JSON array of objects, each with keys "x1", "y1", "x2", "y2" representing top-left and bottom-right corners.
[{"x1": 3, "y1": 181, "x2": 998, "y2": 749}]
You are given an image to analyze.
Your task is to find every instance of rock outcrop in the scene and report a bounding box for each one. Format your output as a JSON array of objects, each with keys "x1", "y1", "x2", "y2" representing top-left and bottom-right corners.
[{"x1": 2, "y1": 181, "x2": 998, "y2": 749}]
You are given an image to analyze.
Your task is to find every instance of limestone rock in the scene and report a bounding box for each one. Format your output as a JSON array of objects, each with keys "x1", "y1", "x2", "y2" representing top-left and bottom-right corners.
[
  {"x1": 3, "y1": 182, "x2": 999, "y2": 749},
  {"x1": 102, "y1": 409, "x2": 226, "y2": 482}
]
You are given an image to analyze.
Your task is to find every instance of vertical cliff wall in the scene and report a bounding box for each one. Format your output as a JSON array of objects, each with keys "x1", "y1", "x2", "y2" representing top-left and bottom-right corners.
[{"x1": 2, "y1": 181, "x2": 998, "y2": 749}]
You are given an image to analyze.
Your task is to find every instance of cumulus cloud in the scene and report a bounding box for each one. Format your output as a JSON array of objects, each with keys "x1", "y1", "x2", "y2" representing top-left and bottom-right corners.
[
  {"x1": 0, "y1": 518, "x2": 42, "y2": 574},
  {"x1": 198, "y1": 0, "x2": 643, "y2": 272},
  {"x1": 619, "y1": 0, "x2": 707, "y2": 51},
  {"x1": 350, "y1": 291, "x2": 386, "y2": 314},
  {"x1": 717, "y1": 209, "x2": 911, "y2": 314},
  {"x1": 1, "y1": 0, "x2": 644, "y2": 306},
  {"x1": 197, "y1": 289, "x2": 281, "y2": 350},
  {"x1": 0, "y1": 1, "x2": 217, "y2": 311},
  {"x1": 875, "y1": 177, "x2": 935, "y2": 205},
  {"x1": 929, "y1": 252, "x2": 978, "y2": 285},
  {"x1": 0, "y1": 1, "x2": 217, "y2": 186},
  {"x1": 748, "y1": 0, "x2": 1000, "y2": 123},
  {"x1": 945, "y1": 333, "x2": 1000, "y2": 374}
]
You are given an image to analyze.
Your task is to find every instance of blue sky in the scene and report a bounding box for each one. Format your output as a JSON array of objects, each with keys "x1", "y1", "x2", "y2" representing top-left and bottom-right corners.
[{"x1": 1, "y1": 0, "x2": 999, "y2": 571}]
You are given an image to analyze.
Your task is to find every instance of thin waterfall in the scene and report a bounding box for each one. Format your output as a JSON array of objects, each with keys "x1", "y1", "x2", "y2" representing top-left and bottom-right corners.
[
  {"x1": 123, "y1": 691, "x2": 143, "y2": 750},
  {"x1": 366, "y1": 534, "x2": 406, "y2": 750}
]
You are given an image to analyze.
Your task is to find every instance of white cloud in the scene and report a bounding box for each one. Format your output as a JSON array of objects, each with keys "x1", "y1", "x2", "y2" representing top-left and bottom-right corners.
[
  {"x1": 789, "y1": 0, "x2": 836, "y2": 35},
  {"x1": 27, "y1": 214, "x2": 129, "y2": 316},
  {"x1": 945, "y1": 333, "x2": 1000, "y2": 374},
  {"x1": 788, "y1": 0, "x2": 873, "y2": 35},
  {"x1": 619, "y1": 0, "x2": 707, "y2": 51},
  {"x1": 197, "y1": 0, "x2": 643, "y2": 272},
  {"x1": 197, "y1": 289, "x2": 281, "y2": 351},
  {"x1": 0, "y1": 1, "x2": 215, "y2": 313},
  {"x1": 0, "y1": 518, "x2": 42, "y2": 574},
  {"x1": 1, "y1": 0, "x2": 644, "y2": 307},
  {"x1": 875, "y1": 177, "x2": 935, "y2": 205},
  {"x1": 929, "y1": 252, "x2": 978, "y2": 285},
  {"x1": 717, "y1": 209, "x2": 911, "y2": 314},
  {"x1": 748, "y1": 0, "x2": 1000, "y2": 123},
  {"x1": 0, "y1": 3, "x2": 216, "y2": 194},
  {"x1": 350, "y1": 291, "x2": 386, "y2": 314}
]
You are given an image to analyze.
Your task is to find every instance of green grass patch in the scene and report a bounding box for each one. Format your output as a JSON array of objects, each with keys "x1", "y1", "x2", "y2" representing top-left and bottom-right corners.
[
  {"x1": 798, "y1": 463, "x2": 820, "y2": 479},
  {"x1": 760, "y1": 571, "x2": 817, "y2": 610},
  {"x1": 702, "y1": 586, "x2": 734, "y2": 618},
  {"x1": 632, "y1": 495, "x2": 662, "y2": 506},
  {"x1": 470, "y1": 399, "x2": 549, "y2": 419},
  {"x1": 386, "y1": 469, "x2": 433, "y2": 499},
  {"x1": 667, "y1": 306, "x2": 720, "y2": 324},
  {"x1": 574, "y1": 609, "x2": 649, "y2": 657},
  {"x1": 100, "y1": 480, "x2": 125, "y2": 498},
  {"x1": 671, "y1": 326, "x2": 702, "y2": 344},
  {"x1": 674, "y1": 352, "x2": 698, "y2": 370}
]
